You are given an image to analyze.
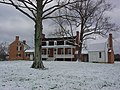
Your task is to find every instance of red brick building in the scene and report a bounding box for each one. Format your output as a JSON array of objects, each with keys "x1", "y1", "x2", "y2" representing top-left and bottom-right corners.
[{"x1": 9, "y1": 36, "x2": 30, "y2": 60}]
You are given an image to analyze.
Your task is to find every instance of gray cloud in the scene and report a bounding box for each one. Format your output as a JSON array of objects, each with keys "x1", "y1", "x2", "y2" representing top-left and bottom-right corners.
[{"x1": 0, "y1": 4, "x2": 34, "y2": 47}]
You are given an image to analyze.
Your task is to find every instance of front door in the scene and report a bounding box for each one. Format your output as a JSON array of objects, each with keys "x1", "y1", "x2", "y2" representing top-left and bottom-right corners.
[{"x1": 48, "y1": 48, "x2": 54, "y2": 57}]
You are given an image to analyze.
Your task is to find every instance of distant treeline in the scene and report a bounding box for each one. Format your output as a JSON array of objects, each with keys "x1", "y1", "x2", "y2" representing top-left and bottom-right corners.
[{"x1": 114, "y1": 54, "x2": 120, "y2": 61}]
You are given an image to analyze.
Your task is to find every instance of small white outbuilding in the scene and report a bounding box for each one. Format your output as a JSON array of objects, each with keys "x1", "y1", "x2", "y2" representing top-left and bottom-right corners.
[
  {"x1": 25, "y1": 49, "x2": 34, "y2": 60},
  {"x1": 87, "y1": 34, "x2": 114, "y2": 63},
  {"x1": 88, "y1": 40, "x2": 108, "y2": 62}
]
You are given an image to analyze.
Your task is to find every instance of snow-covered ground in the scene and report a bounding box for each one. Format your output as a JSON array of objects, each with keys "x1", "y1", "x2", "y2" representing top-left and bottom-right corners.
[{"x1": 0, "y1": 61, "x2": 120, "y2": 90}]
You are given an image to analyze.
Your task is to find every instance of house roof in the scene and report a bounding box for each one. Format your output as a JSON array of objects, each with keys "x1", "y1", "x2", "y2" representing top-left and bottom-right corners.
[
  {"x1": 25, "y1": 49, "x2": 34, "y2": 53},
  {"x1": 9, "y1": 37, "x2": 30, "y2": 50},
  {"x1": 87, "y1": 39, "x2": 108, "y2": 52},
  {"x1": 42, "y1": 36, "x2": 76, "y2": 41}
]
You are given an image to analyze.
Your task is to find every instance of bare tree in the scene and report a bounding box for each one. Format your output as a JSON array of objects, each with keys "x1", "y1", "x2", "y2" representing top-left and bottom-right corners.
[
  {"x1": 49, "y1": 15, "x2": 76, "y2": 38},
  {"x1": 0, "y1": 42, "x2": 8, "y2": 61},
  {"x1": 0, "y1": 0, "x2": 81, "y2": 69},
  {"x1": 51, "y1": 0, "x2": 119, "y2": 61}
]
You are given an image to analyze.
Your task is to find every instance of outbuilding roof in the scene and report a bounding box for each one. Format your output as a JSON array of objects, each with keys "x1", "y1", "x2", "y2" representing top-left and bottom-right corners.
[
  {"x1": 25, "y1": 49, "x2": 34, "y2": 53},
  {"x1": 87, "y1": 38, "x2": 108, "y2": 52}
]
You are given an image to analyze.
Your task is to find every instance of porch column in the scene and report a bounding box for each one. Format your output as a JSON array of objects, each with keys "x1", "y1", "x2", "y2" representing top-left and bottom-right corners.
[
  {"x1": 64, "y1": 47, "x2": 65, "y2": 61},
  {"x1": 46, "y1": 48, "x2": 48, "y2": 59},
  {"x1": 56, "y1": 48, "x2": 58, "y2": 61}
]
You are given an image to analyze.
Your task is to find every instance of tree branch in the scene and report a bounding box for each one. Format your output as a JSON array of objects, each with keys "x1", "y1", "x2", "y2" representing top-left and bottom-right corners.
[{"x1": 0, "y1": 0, "x2": 35, "y2": 22}]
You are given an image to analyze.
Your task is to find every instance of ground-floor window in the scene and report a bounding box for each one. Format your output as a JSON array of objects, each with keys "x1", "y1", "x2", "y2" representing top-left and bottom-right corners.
[
  {"x1": 16, "y1": 53, "x2": 21, "y2": 57},
  {"x1": 65, "y1": 48, "x2": 72, "y2": 55},
  {"x1": 99, "y1": 52, "x2": 102, "y2": 58},
  {"x1": 26, "y1": 53, "x2": 30, "y2": 57},
  {"x1": 67, "y1": 49, "x2": 71, "y2": 54},
  {"x1": 58, "y1": 48, "x2": 64, "y2": 55},
  {"x1": 42, "y1": 49, "x2": 46, "y2": 55}
]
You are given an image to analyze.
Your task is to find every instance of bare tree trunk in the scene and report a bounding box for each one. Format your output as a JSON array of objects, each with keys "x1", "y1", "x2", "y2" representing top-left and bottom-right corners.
[
  {"x1": 31, "y1": 24, "x2": 44, "y2": 69},
  {"x1": 77, "y1": 42, "x2": 82, "y2": 62},
  {"x1": 31, "y1": 0, "x2": 44, "y2": 69},
  {"x1": 77, "y1": 46, "x2": 81, "y2": 62},
  {"x1": 77, "y1": 20, "x2": 84, "y2": 62}
]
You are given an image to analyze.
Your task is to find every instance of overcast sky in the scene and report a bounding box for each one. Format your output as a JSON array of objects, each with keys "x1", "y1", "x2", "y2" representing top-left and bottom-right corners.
[{"x1": 0, "y1": 0, "x2": 120, "y2": 53}]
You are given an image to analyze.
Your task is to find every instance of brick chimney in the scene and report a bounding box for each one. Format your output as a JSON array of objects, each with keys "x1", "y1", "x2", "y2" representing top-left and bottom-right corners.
[
  {"x1": 108, "y1": 33, "x2": 114, "y2": 63},
  {"x1": 15, "y1": 36, "x2": 19, "y2": 41},
  {"x1": 76, "y1": 31, "x2": 79, "y2": 45},
  {"x1": 108, "y1": 34, "x2": 113, "y2": 48},
  {"x1": 42, "y1": 34, "x2": 45, "y2": 39},
  {"x1": 23, "y1": 40, "x2": 26, "y2": 44}
]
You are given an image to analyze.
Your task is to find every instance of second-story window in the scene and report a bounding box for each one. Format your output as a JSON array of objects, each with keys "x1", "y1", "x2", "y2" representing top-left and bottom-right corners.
[
  {"x1": 17, "y1": 46, "x2": 18, "y2": 51},
  {"x1": 49, "y1": 41, "x2": 54, "y2": 46},
  {"x1": 20, "y1": 47, "x2": 22, "y2": 51},
  {"x1": 17, "y1": 46, "x2": 22, "y2": 51},
  {"x1": 57, "y1": 41, "x2": 64, "y2": 45},
  {"x1": 42, "y1": 42, "x2": 46, "y2": 46}
]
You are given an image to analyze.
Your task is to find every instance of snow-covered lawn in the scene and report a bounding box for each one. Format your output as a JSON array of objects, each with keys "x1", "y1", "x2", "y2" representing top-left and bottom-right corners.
[{"x1": 0, "y1": 61, "x2": 120, "y2": 90}]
